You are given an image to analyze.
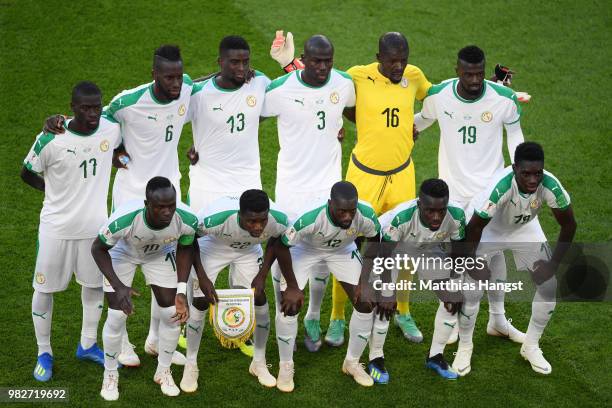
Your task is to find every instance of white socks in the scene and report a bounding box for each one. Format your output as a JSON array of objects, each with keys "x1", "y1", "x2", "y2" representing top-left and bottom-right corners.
[
  {"x1": 429, "y1": 302, "x2": 456, "y2": 357},
  {"x1": 346, "y1": 309, "x2": 373, "y2": 361},
  {"x1": 147, "y1": 291, "x2": 160, "y2": 345},
  {"x1": 368, "y1": 315, "x2": 389, "y2": 361},
  {"x1": 32, "y1": 290, "x2": 53, "y2": 356},
  {"x1": 157, "y1": 305, "x2": 181, "y2": 369},
  {"x1": 305, "y1": 265, "x2": 329, "y2": 321},
  {"x1": 186, "y1": 304, "x2": 206, "y2": 365},
  {"x1": 254, "y1": 303, "x2": 270, "y2": 362},
  {"x1": 525, "y1": 277, "x2": 557, "y2": 346},
  {"x1": 458, "y1": 273, "x2": 483, "y2": 346},
  {"x1": 103, "y1": 308, "x2": 127, "y2": 370},
  {"x1": 276, "y1": 312, "x2": 297, "y2": 363},
  {"x1": 80, "y1": 286, "x2": 103, "y2": 349},
  {"x1": 487, "y1": 253, "x2": 508, "y2": 326}
]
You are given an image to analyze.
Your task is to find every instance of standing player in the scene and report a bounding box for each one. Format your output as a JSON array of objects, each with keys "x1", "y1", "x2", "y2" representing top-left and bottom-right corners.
[
  {"x1": 92, "y1": 177, "x2": 198, "y2": 400},
  {"x1": 44, "y1": 45, "x2": 192, "y2": 366},
  {"x1": 376, "y1": 179, "x2": 466, "y2": 381},
  {"x1": 414, "y1": 45, "x2": 526, "y2": 344},
  {"x1": 180, "y1": 190, "x2": 303, "y2": 393},
  {"x1": 187, "y1": 36, "x2": 271, "y2": 213},
  {"x1": 453, "y1": 142, "x2": 576, "y2": 376},
  {"x1": 273, "y1": 181, "x2": 380, "y2": 391},
  {"x1": 21, "y1": 82, "x2": 121, "y2": 381}
]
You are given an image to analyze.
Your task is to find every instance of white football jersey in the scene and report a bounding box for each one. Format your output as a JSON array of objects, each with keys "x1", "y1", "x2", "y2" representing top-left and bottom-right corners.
[
  {"x1": 282, "y1": 200, "x2": 380, "y2": 251},
  {"x1": 197, "y1": 195, "x2": 289, "y2": 249},
  {"x1": 421, "y1": 79, "x2": 522, "y2": 202},
  {"x1": 188, "y1": 72, "x2": 270, "y2": 192},
  {"x1": 261, "y1": 69, "x2": 356, "y2": 192},
  {"x1": 381, "y1": 199, "x2": 466, "y2": 248},
  {"x1": 99, "y1": 200, "x2": 198, "y2": 262},
  {"x1": 104, "y1": 74, "x2": 193, "y2": 203},
  {"x1": 24, "y1": 117, "x2": 121, "y2": 239},
  {"x1": 471, "y1": 166, "x2": 571, "y2": 236}
]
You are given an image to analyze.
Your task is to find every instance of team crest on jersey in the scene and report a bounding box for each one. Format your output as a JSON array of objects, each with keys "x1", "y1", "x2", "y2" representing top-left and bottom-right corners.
[
  {"x1": 347, "y1": 227, "x2": 357, "y2": 236},
  {"x1": 530, "y1": 199, "x2": 541, "y2": 209},
  {"x1": 330, "y1": 91, "x2": 340, "y2": 104},
  {"x1": 35, "y1": 273, "x2": 46, "y2": 285},
  {"x1": 481, "y1": 111, "x2": 493, "y2": 122},
  {"x1": 100, "y1": 140, "x2": 110, "y2": 152},
  {"x1": 400, "y1": 77, "x2": 409, "y2": 88},
  {"x1": 178, "y1": 104, "x2": 187, "y2": 116},
  {"x1": 435, "y1": 231, "x2": 449, "y2": 240},
  {"x1": 246, "y1": 95, "x2": 257, "y2": 107}
]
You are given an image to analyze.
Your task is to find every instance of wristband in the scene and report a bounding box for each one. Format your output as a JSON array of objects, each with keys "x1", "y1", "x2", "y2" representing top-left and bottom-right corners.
[
  {"x1": 283, "y1": 58, "x2": 305, "y2": 73},
  {"x1": 177, "y1": 282, "x2": 187, "y2": 295}
]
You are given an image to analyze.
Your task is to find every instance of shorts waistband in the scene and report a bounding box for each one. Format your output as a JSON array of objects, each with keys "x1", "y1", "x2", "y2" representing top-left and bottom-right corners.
[{"x1": 351, "y1": 154, "x2": 411, "y2": 176}]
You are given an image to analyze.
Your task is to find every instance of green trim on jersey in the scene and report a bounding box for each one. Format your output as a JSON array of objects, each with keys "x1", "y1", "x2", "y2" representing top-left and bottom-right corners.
[
  {"x1": 212, "y1": 76, "x2": 244, "y2": 93},
  {"x1": 357, "y1": 202, "x2": 381, "y2": 233},
  {"x1": 148, "y1": 84, "x2": 172, "y2": 105},
  {"x1": 281, "y1": 234, "x2": 291, "y2": 247},
  {"x1": 176, "y1": 208, "x2": 199, "y2": 232},
  {"x1": 294, "y1": 204, "x2": 325, "y2": 231},
  {"x1": 542, "y1": 174, "x2": 569, "y2": 209},
  {"x1": 452, "y1": 79, "x2": 487, "y2": 103},
  {"x1": 183, "y1": 73, "x2": 193, "y2": 86},
  {"x1": 106, "y1": 87, "x2": 147, "y2": 117},
  {"x1": 64, "y1": 121, "x2": 99, "y2": 137},
  {"x1": 447, "y1": 206, "x2": 466, "y2": 240},
  {"x1": 104, "y1": 208, "x2": 142, "y2": 239},
  {"x1": 488, "y1": 81, "x2": 522, "y2": 116},
  {"x1": 488, "y1": 172, "x2": 514, "y2": 204},
  {"x1": 203, "y1": 210, "x2": 237, "y2": 229},
  {"x1": 191, "y1": 79, "x2": 209, "y2": 95},
  {"x1": 334, "y1": 68, "x2": 352, "y2": 80},
  {"x1": 102, "y1": 113, "x2": 118, "y2": 124},
  {"x1": 33, "y1": 132, "x2": 56, "y2": 155},
  {"x1": 270, "y1": 209, "x2": 289, "y2": 227},
  {"x1": 426, "y1": 80, "x2": 452, "y2": 97},
  {"x1": 296, "y1": 70, "x2": 331, "y2": 88},
  {"x1": 178, "y1": 234, "x2": 195, "y2": 246},
  {"x1": 391, "y1": 205, "x2": 417, "y2": 228},
  {"x1": 266, "y1": 72, "x2": 292, "y2": 93},
  {"x1": 254, "y1": 70, "x2": 266, "y2": 78}
]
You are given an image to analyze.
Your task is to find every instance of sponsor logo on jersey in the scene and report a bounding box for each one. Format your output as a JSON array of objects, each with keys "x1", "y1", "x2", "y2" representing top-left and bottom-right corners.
[
  {"x1": 481, "y1": 111, "x2": 493, "y2": 122},
  {"x1": 66, "y1": 148, "x2": 77, "y2": 156},
  {"x1": 213, "y1": 104, "x2": 223, "y2": 111},
  {"x1": 147, "y1": 114, "x2": 158, "y2": 121},
  {"x1": 246, "y1": 95, "x2": 257, "y2": 107},
  {"x1": 330, "y1": 91, "x2": 340, "y2": 104},
  {"x1": 35, "y1": 273, "x2": 46, "y2": 284},
  {"x1": 178, "y1": 104, "x2": 186, "y2": 116},
  {"x1": 294, "y1": 98, "x2": 304, "y2": 106},
  {"x1": 530, "y1": 199, "x2": 541, "y2": 209},
  {"x1": 100, "y1": 140, "x2": 110, "y2": 152},
  {"x1": 400, "y1": 77, "x2": 409, "y2": 88},
  {"x1": 367, "y1": 76, "x2": 376, "y2": 84},
  {"x1": 444, "y1": 111, "x2": 454, "y2": 119}
]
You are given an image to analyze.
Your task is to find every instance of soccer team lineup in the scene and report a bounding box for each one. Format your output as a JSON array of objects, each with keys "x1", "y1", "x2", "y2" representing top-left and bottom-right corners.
[{"x1": 19, "y1": 28, "x2": 580, "y2": 402}]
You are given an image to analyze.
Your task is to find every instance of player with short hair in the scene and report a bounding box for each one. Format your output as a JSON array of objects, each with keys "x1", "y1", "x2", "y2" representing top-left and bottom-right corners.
[
  {"x1": 414, "y1": 45, "x2": 527, "y2": 344},
  {"x1": 22, "y1": 81, "x2": 121, "y2": 382},
  {"x1": 180, "y1": 190, "x2": 302, "y2": 392},
  {"x1": 273, "y1": 181, "x2": 380, "y2": 391},
  {"x1": 92, "y1": 177, "x2": 198, "y2": 400},
  {"x1": 376, "y1": 179, "x2": 466, "y2": 381},
  {"x1": 452, "y1": 142, "x2": 576, "y2": 376},
  {"x1": 43, "y1": 44, "x2": 192, "y2": 366}
]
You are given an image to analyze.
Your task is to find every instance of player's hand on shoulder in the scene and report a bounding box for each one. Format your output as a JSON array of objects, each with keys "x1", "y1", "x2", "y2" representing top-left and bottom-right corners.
[
  {"x1": 43, "y1": 114, "x2": 66, "y2": 134},
  {"x1": 413, "y1": 124, "x2": 420, "y2": 142},
  {"x1": 531, "y1": 259, "x2": 557, "y2": 286},
  {"x1": 337, "y1": 128, "x2": 345, "y2": 143},
  {"x1": 187, "y1": 145, "x2": 199, "y2": 165},
  {"x1": 113, "y1": 150, "x2": 131, "y2": 169}
]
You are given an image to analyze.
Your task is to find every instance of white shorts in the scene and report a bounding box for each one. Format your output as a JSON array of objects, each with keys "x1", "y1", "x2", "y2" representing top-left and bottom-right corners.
[
  {"x1": 103, "y1": 252, "x2": 178, "y2": 292},
  {"x1": 33, "y1": 232, "x2": 101, "y2": 293},
  {"x1": 476, "y1": 241, "x2": 551, "y2": 272},
  {"x1": 191, "y1": 237, "x2": 263, "y2": 297},
  {"x1": 274, "y1": 244, "x2": 362, "y2": 291},
  {"x1": 275, "y1": 187, "x2": 332, "y2": 221},
  {"x1": 186, "y1": 187, "x2": 242, "y2": 215},
  {"x1": 112, "y1": 179, "x2": 182, "y2": 211}
]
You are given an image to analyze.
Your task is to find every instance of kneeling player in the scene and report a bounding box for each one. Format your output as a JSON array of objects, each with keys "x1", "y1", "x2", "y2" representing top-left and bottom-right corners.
[
  {"x1": 22, "y1": 82, "x2": 121, "y2": 381},
  {"x1": 453, "y1": 142, "x2": 576, "y2": 376},
  {"x1": 181, "y1": 190, "x2": 302, "y2": 392},
  {"x1": 374, "y1": 179, "x2": 466, "y2": 381},
  {"x1": 92, "y1": 177, "x2": 198, "y2": 400},
  {"x1": 273, "y1": 181, "x2": 381, "y2": 391}
]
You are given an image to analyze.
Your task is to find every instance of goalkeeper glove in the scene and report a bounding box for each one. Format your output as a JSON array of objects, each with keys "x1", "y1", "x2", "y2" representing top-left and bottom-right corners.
[
  {"x1": 270, "y1": 30, "x2": 304, "y2": 72},
  {"x1": 492, "y1": 63, "x2": 531, "y2": 103}
]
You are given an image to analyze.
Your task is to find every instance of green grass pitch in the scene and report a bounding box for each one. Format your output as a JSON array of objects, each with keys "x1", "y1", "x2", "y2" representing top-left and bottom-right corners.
[{"x1": 1, "y1": 0, "x2": 610, "y2": 406}]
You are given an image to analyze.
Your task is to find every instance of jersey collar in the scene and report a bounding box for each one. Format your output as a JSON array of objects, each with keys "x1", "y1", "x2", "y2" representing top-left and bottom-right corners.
[
  {"x1": 452, "y1": 79, "x2": 487, "y2": 103},
  {"x1": 296, "y1": 70, "x2": 331, "y2": 88}
]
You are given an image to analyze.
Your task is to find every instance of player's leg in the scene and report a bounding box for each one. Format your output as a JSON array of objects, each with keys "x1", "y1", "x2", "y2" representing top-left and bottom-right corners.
[
  {"x1": 426, "y1": 302, "x2": 459, "y2": 379},
  {"x1": 74, "y1": 237, "x2": 105, "y2": 365},
  {"x1": 31, "y1": 234, "x2": 74, "y2": 381},
  {"x1": 516, "y1": 242, "x2": 557, "y2": 374},
  {"x1": 100, "y1": 259, "x2": 136, "y2": 401},
  {"x1": 272, "y1": 247, "x2": 311, "y2": 392},
  {"x1": 304, "y1": 263, "x2": 329, "y2": 352},
  {"x1": 486, "y1": 253, "x2": 526, "y2": 343},
  {"x1": 180, "y1": 240, "x2": 226, "y2": 393}
]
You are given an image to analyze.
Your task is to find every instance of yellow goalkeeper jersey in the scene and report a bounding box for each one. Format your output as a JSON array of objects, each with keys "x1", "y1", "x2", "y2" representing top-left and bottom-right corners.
[{"x1": 347, "y1": 62, "x2": 431, "y2": 170}]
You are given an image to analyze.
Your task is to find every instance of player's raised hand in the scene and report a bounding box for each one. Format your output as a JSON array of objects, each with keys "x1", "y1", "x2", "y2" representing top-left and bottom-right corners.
[
  {"x1": 173, "y1": 293, "x2": 189, "y2": 323},
  {"x1": 270, "y1": 30, "x2": 294, "y2": 67},
  {"x1": 43, "y1": 114, "x2": 66, "y2": 134},
  {"x1": 115, "y1": 284, "x2": 140, "y2": 316},
  {"x1": 187, "y1": 145, "x2": 199, "y2": 165},
  {"x1": 281, "y1": 286, "x2": 304, "y2": 316},
  {"x1": 198, "y1": 275, "x2": 218, "y2": 304}
]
